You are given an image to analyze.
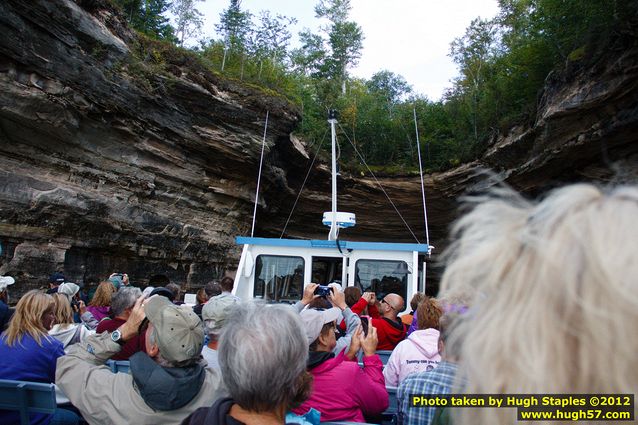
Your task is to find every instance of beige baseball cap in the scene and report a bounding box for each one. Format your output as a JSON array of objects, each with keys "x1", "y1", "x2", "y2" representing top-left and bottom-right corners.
[
  {"x1": 202, "y1": 293, "x2": 239, "y2": 333},
  {"x1": 299, "y1": 307, "x2": 342, "y2": 345},
  {"x1": 145, "y1": 295, "x2": 204, "y2": 362}
]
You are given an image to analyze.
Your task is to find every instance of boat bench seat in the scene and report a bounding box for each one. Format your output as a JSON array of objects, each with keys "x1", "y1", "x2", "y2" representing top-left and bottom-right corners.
[{"x1": 0, "y1": 379, "x2": 57, "y2": 425}]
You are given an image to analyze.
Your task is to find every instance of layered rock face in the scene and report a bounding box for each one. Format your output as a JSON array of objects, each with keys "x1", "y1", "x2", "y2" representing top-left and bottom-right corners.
[
  {"x1": 269, "y1": 40, "x2": 638, "y2": 246},
  {"x1": 1, "y1": 0, "x2": 636, "y2": 296},
  {"x1": 0, "y1": 0, "x2": 302, "y2": 294}
]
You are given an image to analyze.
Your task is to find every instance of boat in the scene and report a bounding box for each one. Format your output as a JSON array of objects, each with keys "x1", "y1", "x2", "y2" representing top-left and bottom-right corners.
[{"x1": 232, "y1": 110, "x2": 433, "y2": 313}]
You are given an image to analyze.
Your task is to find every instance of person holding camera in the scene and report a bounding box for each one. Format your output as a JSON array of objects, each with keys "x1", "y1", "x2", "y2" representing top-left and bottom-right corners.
[
  {"x1": 48, "y1": 292, "x2": 95, "y2": 351},
  {"x1": 108, "y1": 272, "x2": 129, "y2": 289},
  {"x1": 291, "y1": 311, "x2": 388, "y2": 422},
  {"x1": 295, "y1": 284, "x2": 361, "y2": 357},
  {"x1": 56, "y1": 295, "x2": 227, "y2": 425}
]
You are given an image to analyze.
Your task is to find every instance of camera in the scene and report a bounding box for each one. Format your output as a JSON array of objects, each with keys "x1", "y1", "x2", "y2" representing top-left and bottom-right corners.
[
  {"x1": 314, "y1": 285, "x2": 333, "y2": 297},
  {"x1": 71, "y1": 298, "x2": 80, "y2": 311},
  {"x1": 360, "y1": 316, "x2": 370, "y2": 336}
]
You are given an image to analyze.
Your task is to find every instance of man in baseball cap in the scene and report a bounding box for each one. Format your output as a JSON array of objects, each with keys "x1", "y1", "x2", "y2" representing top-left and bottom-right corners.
[
  {"x1": 56, "y1": 295, "x2": 226, "y2": 425},
  {"x1": 47, "y1": 272, "x2": 65, "y2": 294},
  {"x1": 0, "y1": 276, "x2": 15, "y2": 331},
  {"x1": 200, "y1": 294, "x2": 240, "y2": 369}
]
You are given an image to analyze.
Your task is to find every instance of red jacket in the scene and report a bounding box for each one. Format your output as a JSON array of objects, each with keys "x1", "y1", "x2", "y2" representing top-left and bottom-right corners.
[
  {"x1": 96, "y1": 317, "x2": 146, "y2": 360},
  {"x1": 292, "y1": 350, "x2": 388, "y2": 422},
  {"x1": 339, "y1": 297, "x2": 379, "y2": 332},
  {"x1": 369, "y1": 308, "x2": 407, "y2": 351}
]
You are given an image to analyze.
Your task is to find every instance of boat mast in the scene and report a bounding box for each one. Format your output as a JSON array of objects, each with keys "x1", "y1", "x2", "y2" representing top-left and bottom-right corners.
[
  {"x1": 328, "y1": 109, "x2": 338, "y2": 241},
  {"x1": 323, "y1": 110, "x2": 355, "y2": 240}
]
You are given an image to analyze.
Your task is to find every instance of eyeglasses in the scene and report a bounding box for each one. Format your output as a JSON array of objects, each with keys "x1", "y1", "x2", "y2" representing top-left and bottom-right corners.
[{"x1": 381, "y1": 298, "x2": 398, "y2": 312}]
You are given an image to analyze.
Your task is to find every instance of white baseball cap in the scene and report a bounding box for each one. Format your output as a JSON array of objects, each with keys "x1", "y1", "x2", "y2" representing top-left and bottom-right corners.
[{"x1": 0, "y1": 276, "x2": 15, "y2": 292}]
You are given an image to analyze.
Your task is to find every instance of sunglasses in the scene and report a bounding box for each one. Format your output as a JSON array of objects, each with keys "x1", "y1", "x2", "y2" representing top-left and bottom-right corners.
[{"x1": 381, "y1": 298, "x2": 398, "y2": 312}]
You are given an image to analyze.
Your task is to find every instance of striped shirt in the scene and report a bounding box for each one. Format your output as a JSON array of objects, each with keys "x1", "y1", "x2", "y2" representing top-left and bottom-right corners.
[{"x1": 397, "y1": 361, "x2": 458, "y2": 425}]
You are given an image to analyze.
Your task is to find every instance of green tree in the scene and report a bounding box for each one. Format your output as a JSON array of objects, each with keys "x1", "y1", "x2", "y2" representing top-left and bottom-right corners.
[
  {"x1": 292, "y1": 0, "x2": 363, "y2": 105},
  {"x1": 291, "y1": 30, "x2": 328, "y2": 78},
  {"x1": 366, "y1": 71, "x2": 412, "y2": 105},
  {"x1": 252, "y1": 11, "x2": 297, "y2": 78},
  {"x1": 216, "y1": 0, "x2": 253, "y2": 72},
  {"x1": 449, "y1": 18, "x2": 498, "y2": 143},
  {"x1": 171, "y1": 0, "x2": 204, "y2": 46},
  {"x1": 327, "y1": 20, "x2": 363, "y2": 95},
  {"x1": 113, "y1": 0, "x2": 175, "y2": 41}
]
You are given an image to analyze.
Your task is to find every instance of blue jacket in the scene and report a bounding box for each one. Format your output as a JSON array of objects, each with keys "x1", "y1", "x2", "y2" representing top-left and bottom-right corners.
[{"x1": 0, "y1": 333, "x2": 64, "y2": 425}]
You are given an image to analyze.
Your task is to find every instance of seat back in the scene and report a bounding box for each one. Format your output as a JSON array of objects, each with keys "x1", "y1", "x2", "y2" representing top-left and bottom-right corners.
[
  {"x1": 106, "y1": 360, "x2": 131, "y2": 374},
  {"x1": 375, "y1": 350, "x2": 393, "y2": 365},
  {"x1": 0, "y1": 379, "x2": 56, "y2": 425},
  {"x1": 380, "y1": 385, "x2": 399, "y2": 425}
]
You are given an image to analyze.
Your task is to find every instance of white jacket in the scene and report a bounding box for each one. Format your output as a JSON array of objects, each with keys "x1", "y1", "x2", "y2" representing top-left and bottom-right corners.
[{"x1": 48, "y1": 323, "x2": 93, "y2": 350}]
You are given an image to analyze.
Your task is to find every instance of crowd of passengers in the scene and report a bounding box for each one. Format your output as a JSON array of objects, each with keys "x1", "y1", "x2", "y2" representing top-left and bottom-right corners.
[{"x1": 0, "y1": 182, "x2": 636, "y2": 425}]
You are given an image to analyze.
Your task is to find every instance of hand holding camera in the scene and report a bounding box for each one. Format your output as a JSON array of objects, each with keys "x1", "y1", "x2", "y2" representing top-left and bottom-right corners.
[
  {"x1": 71, "y1": 298, "x2": 86, "y2": 315},
  {"x1": 346, "y1": 325, "x2": 363, "y2": 360},
  {"x1": 359, "y1": 321, "x2": 378, "y2": 357},
  {"x1": 363, "y1": 292, "x2": 377, "y2": 305},
  {"x1": 302, "y1": 283, "x2": 319, "y2": 305},
  {"x1": 327, "y1": 287, "x2": 347, "y2": 310},
  {"x1": 360, "y1": 315, "x2": 370, "y2": 336}
]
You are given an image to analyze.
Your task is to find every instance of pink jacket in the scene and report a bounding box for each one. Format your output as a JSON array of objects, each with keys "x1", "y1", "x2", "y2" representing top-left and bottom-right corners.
[
  {"x1": 292, "y1": 350, "x2": 389, "y2": 422},
  {"x1": 383, "y1": 328, "x2": 441, "y2": 386}
]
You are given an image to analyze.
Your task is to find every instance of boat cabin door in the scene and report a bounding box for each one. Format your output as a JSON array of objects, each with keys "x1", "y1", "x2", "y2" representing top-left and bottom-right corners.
[{"x1": 311, "y1": 256, "x2": 345, "y2": 287}]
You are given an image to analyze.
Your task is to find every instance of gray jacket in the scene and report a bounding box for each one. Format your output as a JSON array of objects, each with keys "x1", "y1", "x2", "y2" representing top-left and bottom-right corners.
[
  {"x1": 333, "y1": 307, "x2": 361, "y2": 355},
  {"x1": 56, "y1": 332, "x2": 226, "y2": 425}
]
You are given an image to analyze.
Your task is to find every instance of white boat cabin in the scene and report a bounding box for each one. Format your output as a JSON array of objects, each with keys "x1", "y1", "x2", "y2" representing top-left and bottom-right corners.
[{"x1": 233, "y1": 237, "x2": 431, "y2": 314}]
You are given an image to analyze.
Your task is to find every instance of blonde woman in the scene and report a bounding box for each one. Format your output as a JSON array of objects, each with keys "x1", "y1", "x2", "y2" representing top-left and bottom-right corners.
[
  {"x1": 48, "y1": 293, "x2": 94, "y2": 350},
  {"x1": 0, "y1": 290, "x2": 80, "y2": 424},
  {"x1": 85, "y1": 281, "x2": 115, "y2": 324},
  {"x1": 439, "y1": 183, "x2": 638, "y2": 425}
]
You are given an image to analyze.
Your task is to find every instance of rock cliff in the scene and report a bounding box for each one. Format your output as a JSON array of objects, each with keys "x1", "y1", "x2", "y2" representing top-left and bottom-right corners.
[{"x1": 0, "y1": 0, "x2": 636, "y2": 295}]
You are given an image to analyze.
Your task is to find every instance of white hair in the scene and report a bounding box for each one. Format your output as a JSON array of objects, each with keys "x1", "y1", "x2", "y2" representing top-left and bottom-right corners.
[
  {"x1": 439, "y1": 183, "x2": 638, "y2": 425},
  {"x1": 218, "y1": 301, "x2": 308, "y2": 412}
]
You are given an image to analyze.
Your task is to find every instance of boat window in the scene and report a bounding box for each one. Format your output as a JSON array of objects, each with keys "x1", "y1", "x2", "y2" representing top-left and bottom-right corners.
[
  {"x1": 311, "y1": 257, "x2": 343, "y2": 286},
  {"x1": 254, "y1": 255, "x2": 304, "y2": 303},
  {"x1": 354, "y1": 260, "x2": 408, "y2": 303}
]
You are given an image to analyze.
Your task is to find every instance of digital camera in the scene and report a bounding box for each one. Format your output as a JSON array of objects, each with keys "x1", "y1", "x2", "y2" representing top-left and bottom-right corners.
[
  {"x1": 360, "y1": 315, "x2": 370, "y2": 336},
  {"x1": 314, "y1": 285, "x2": 333, "y2": 297}
]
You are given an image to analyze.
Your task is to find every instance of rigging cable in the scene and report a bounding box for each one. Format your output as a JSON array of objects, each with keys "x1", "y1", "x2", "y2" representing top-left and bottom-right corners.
[
  {"x1": 279, "y1": 128, "x2": 329, "y2": 238},
  {"x1": 337, "y1": 122, "x2": 421, "y2": 244},
  {"x1": 251, "y1": 110, "x2": 269, "y2": 237},
  {"x1": 413, "y1": 107, "x2": 431, "y2": 253}
]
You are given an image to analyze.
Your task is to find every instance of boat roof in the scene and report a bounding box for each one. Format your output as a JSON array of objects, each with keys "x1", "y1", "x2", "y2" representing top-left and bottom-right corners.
[{"x1": 236, "y1": 236, "x2": 431, "y2": 253}]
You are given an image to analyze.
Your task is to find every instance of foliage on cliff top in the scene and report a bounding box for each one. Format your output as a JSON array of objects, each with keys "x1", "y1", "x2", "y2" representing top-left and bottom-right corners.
[{"x1": 103, "y1": 0, "x2": 636, "y2": 174}]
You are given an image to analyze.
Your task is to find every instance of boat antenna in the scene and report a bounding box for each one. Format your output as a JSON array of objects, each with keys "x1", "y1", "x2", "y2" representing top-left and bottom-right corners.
[
  {"x1": 251, "y1": 110, "x2": 269, "y2": 237},
  {"x1": 413, "y1": 107, "x2": 432, "y2": 255},
  {"x1": 328, "y1": 109, "x2": 339, "y2": 241}
]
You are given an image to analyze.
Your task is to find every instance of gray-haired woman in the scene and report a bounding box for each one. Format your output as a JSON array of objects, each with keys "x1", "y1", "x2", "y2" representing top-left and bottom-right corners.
[{"x1": 181, "y1": 302, "x2": 315, "y2": 425}]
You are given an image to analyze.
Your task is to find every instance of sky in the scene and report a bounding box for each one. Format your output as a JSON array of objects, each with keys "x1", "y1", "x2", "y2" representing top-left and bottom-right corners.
[{"x1": 196, "y1": 0, "x2": 500, "y2": 101}]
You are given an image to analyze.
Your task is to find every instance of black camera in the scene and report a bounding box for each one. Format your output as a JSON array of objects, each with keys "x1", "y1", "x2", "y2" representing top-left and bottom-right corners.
[
  {"x1": 314, "y1": 285, "x2": 333, "y2": 297},
  {"x1": 71, "y1": 298, "x2": 80, "y2": 311},
  {"x1": 360, "y1": 316, "x2": 369, "y2": 336}
]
